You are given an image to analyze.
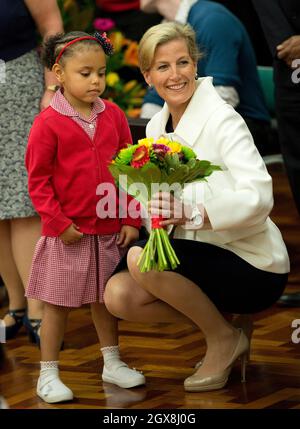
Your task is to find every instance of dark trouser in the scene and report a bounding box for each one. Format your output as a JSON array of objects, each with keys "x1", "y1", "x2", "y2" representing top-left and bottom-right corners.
[
  {"x1": 244, "y1": 117, "x2": 279, "y2": 156},
  {"x1": 274, "y1": 59, "x2": 300, "y2": 215}
]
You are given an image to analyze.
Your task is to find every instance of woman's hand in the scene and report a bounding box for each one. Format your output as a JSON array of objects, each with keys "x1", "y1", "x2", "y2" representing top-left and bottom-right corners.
[
  {"x1": 148, "y1": 192, "x2": 192, "y2": 227},
  {"x1": 60, "y1": 224, "x2": 83, "y2": 245},
  {"x1": 117, "y1": 225, "x2": 139, "y2": 248}
]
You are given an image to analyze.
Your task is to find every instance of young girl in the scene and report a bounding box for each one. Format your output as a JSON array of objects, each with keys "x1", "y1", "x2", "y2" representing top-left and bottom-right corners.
[{"x1": 25, "y1": 31, "x2": 145, "y2": 404}]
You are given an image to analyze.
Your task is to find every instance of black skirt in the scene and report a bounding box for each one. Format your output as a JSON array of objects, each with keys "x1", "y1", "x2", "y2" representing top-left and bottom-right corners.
[{"x1": 113, "y1": 238, "x2": 288, "y2": 314}]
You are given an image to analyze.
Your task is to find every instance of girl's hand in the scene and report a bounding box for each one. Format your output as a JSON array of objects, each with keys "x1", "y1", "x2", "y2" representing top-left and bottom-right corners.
[
  {"x1": 117, "y1": 225, "x2": 139, "y2": 248},
  {"x1": 148, "y1": 192, "x2": 192, "y2": 227},
  {"x1": 60, "y1": 224, "x2": 83, "y2": 245}
]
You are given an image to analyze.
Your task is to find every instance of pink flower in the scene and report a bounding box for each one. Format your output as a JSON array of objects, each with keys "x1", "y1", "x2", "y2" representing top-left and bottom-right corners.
[
  {"x1": 152, "y1": 144, "x2": 170, "y2": 153},
  {"x1": 93, "y1": 18, "x2": 115, "y2": 32},
  {"x1": 152, "y1": 144, "x2": 170, "y2": 161}
]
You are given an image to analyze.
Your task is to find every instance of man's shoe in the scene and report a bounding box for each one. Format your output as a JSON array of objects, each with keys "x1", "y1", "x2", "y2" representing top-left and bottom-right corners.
[
  {"x1": 37, "y1": 371, "x2": 73, "y2": 403},
  {"x1": 277, "y1": 292, "x2": 300, "y2": 307},
  {"x1": 102, "y1": 362, "x2": 145, "y2": 389}
]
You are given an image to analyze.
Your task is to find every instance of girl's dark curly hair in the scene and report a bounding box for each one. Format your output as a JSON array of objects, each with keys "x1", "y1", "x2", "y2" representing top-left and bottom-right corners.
[{"x1": 42, "y1": 31, "x2": 114, "y2": 70}]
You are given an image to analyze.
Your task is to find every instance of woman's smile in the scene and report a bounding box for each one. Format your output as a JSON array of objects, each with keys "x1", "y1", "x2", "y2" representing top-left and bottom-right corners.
[{"x1": 166, "y1": 82, "x2": 187, "y2": 91}]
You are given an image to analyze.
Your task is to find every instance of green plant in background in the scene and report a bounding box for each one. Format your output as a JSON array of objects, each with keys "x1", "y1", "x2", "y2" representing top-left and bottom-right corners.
[
  {"x1": 57, "y1": 0, "x2": 95, "y2": 32},
  {"x1": 57, "y1": 2, "x2": 147, "y2": 117},
  {"x1": 104, "y1": 74, "x2": 146, "y2": 118},
  {"x1": 94, "y1": 20, "x2": 147, "y2": 117}
]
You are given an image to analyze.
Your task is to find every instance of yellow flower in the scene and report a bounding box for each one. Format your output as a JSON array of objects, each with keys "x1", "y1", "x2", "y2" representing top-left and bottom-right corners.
[
  {"x1": 138, "y1": 137, "x2": 154, "y2": 148},
  {"x1": 166, "y1": 141, "x2": 182, "y2": 153},
  {"x1": 109, "y1": 31, "x2": 124, "y2": 52},
  {"x1": 156, "y1": 137, "x2": 171, "y2": 146},
  {"x1": 106, "y1": 72, "x2": 120, "y2": 87}
]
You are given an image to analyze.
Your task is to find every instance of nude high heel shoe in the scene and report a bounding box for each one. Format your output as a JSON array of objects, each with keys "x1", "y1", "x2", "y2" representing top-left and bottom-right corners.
[
  {"x1": 194, "y1": 314, "x2": 253, "y2": 369},
  {"x1": 232, "y1": 314, "x2": 253, "y2": 362},
  {"x1": 184, "y1": 329, "x2": 249, "y2": 392}
]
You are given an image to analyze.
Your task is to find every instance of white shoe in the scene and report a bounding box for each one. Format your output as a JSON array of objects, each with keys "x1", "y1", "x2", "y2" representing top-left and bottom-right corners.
[
  {"x1": 37, "y1": 371, "x2": 74, "y2": 403},
  {"x1": 102, "y1": 362, "x2": 145, "y2": 389}
]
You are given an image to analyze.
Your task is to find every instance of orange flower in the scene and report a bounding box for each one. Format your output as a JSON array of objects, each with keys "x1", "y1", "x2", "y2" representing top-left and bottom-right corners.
[
  {"x1": 123, "y1": 80, "x2": 138, "y2": 93},
  {"x1": 122, "y1": 38, "x2": 131, "y2": 47},
  {"x1": 131, "y1": 145, "x2": 150, "y2": 168},
  {"x1": 126, "y1": 108, "x2": 142, "y2": 118},
  {"x1": 124, "y1": 41, "x2": 139, "y2": 67}
]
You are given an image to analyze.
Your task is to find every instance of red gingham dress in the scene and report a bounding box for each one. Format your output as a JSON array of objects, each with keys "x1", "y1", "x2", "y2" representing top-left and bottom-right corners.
[
  {"x1": 26, "y1": 91, "x2": 126, "y2": 307},
  {"x1": 26, "y1": 234, "x2": 126, "y2": 307}
]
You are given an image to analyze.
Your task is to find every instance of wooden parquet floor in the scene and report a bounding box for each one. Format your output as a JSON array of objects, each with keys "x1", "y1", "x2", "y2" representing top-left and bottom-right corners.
[{"x1": 1, "y1": 163, "x2": 300, "y2": 410}]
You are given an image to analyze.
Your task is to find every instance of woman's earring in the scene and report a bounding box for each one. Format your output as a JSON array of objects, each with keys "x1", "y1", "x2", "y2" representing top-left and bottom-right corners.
[
  {"x1": 195, "y1": 73, "x2": 198, "y2": 80},
  {"x1": 148, "y1": 83, "x2": 153, "y2": 88}
]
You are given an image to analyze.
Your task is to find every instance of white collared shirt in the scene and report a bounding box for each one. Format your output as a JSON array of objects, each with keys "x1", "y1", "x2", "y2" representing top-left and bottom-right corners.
[{"x1": 175, "y1": 0, "x2": 198, "y2": 24}]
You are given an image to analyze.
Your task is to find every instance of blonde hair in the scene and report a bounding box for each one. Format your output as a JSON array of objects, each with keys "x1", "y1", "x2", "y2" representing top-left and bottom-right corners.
[{"x1": 138, "y1": 22, "x2": 202, "y2": 73}]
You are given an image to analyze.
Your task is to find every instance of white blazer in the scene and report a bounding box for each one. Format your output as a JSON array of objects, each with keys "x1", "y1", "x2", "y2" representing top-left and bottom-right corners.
[{"x1": 146, "y1": 77, "x2": 290, "y2": 273}]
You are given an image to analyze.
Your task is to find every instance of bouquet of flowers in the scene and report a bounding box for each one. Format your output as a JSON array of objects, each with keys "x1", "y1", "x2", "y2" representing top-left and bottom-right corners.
[{"x1": 109, "y1": 138, "x2": 221, "y2": 272}]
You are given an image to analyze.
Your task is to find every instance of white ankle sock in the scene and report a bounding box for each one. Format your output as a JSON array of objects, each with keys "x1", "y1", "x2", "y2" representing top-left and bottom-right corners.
[
  {"x1": 40, "y1": 361, "x2": 59, "y2": 380},
  {"x1": 101, "y1": 346, "x2": 124, "y2": 369},
  {"x1": 40, "y1": 361, "x2": 59, "y2": 370},
  {"x1": 38, "y1": 360, "x2": 73, "y2": 403}
]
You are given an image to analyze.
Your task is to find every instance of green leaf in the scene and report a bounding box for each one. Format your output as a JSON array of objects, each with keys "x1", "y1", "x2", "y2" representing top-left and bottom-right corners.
[
  {"x1": 181, "y1": 146, "x2": 197, "y2": 161},
  {"x1": 165, "y1": 153, "x2": 181, "y2": 170},
  {"x1": 108, "y1": 162, "x2": 161, "y2": 206},
  {"x1": 139, "y1": 163, "x2": 162, "y2": 196}
]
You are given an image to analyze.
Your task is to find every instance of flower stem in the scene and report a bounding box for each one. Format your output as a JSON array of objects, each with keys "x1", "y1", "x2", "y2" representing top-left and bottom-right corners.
[{"x1": 137, "y1": 227, "x2": 180, "y2": 272}]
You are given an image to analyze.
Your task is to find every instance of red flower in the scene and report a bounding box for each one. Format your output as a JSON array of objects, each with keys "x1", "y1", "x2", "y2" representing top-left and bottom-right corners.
[{"x1": 131, "y1": 145, "x2": 150, "y2": 168}]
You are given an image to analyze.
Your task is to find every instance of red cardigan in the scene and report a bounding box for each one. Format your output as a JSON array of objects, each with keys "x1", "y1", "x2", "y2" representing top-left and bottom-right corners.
[
  {"x1": 96, "y1": 1, "x2": 139, "y2": 12},
  {"x1": 25, "y1": 100, "x2": 141, "y2": 237}
]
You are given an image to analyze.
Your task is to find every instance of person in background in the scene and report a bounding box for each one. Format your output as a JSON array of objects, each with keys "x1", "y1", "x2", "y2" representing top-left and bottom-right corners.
[
  {"x1": 214, "y1": 0, "x2": 272, "y2": 66},
  {"x1": 140, "y1": 0, "x2": 274, "y2": 157},
  {"x1": 25, "y1": 31, "x2": 144, "y2": 403},
  {"x1": 95, "y1": 0, "x2": 162, "y2": 41},
  {"x1": 0, "y1": 0, "x2": 63, "y2": 344},
  {"x1": 253, "y1": 0, "x2": 300, "y2": 307}
]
